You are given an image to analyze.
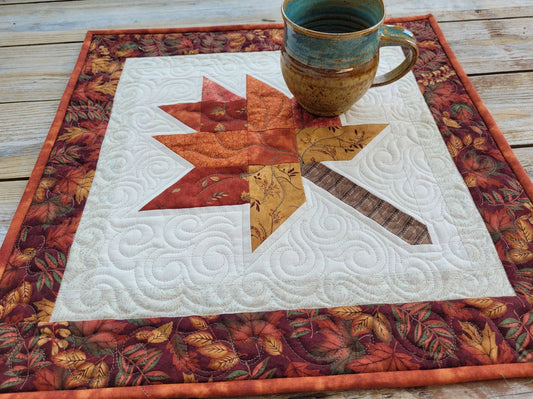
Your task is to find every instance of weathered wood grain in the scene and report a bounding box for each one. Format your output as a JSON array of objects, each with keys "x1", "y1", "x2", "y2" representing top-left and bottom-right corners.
[
  {"x1": 470, "y1": 72, "x2": 533, "y2": 146},
  {"x1": 387, "y1": 0, "x2": 533, "y2": 22},
  {"x1": 0, "y1": 0, "x2": 285, "y2": 47},
  {"x1": 0, "y1": 0, "x2": 61, "y2": 4},
  {"x1": 1, "y1": 0, "x2": 533, "y2": 47},
  {"x1": 512, "y1": 147, "x2": 533, "y2": 182},
  {"x1": 0, "y1": 43, "x2": 80, "y2": 103},
  {"x1": 0, "y1": 179, "x2": 26, "y2": 248},
  {"x1": 0, "y1": 100, "x2": 57, "y2": 179},
  {"x1": 439, "y1": 18, "x2": 533, "y2": 74}
]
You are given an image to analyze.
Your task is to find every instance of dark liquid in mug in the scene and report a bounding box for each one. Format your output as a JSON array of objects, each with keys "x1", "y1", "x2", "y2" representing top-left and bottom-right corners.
[
  {"x1": 295, "y1": 4, "x2": 375, "y2": 33},
  {"x1": 301, "y1": 17, "x2": 370, "y2": 33}
]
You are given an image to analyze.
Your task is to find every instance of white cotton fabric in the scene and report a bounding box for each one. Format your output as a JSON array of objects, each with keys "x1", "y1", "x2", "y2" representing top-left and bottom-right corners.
[{"x1": 51, "y1": 49, "x2": 515, "y2": 321}]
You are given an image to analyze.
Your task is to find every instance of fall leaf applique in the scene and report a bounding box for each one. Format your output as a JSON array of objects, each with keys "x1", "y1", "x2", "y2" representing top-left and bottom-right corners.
[{"x1": 141, "y1": 75, "x2": 432, "y2": 250}]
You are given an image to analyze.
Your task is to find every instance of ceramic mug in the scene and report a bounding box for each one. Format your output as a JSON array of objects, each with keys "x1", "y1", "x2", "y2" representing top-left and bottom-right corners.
[{"x1": 281, "y1": 0, "x2": 419, "y2": 116}]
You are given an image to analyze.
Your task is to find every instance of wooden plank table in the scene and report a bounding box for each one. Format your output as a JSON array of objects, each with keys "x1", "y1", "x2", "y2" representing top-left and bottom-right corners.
[{"x1": 1, "y1": 0, "x2": 532, "y2": 397}]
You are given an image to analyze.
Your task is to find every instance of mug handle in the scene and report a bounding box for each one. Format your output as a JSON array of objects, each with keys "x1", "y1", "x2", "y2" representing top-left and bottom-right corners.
[{"x1": 371, "y1": 25, "x2": 419, "y2": 87}]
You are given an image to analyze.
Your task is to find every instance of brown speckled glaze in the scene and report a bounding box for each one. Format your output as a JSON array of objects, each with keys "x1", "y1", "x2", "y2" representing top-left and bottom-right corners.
[
  {"x1": 281, "y1": 0, "x2": 418, "y2": 116},
  {"x1": 281, "y1": 48, "x2": 379, "y2": 116}
]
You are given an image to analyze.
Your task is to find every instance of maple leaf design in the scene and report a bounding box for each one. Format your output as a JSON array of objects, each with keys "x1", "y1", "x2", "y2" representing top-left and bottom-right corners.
[
  {"x1": 347, "y1": 342, "x2": 421, "y2": 372},
  {"x1": 141, "y1": 75, "x2": 431, "y2": 250}
]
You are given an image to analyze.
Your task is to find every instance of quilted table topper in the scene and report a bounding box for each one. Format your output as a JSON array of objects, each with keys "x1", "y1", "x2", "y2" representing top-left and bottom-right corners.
[{"x1": 1, "y1": 15, "x2": 533, "y2": 398}]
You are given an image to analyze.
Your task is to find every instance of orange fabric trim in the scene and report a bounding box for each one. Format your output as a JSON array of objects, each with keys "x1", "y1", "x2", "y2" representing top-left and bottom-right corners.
[
  {"x1": 2, "y1": 362, "x2": 533, "y2": 398},
  {"x1": 85, "y1": 23, "x2": 285, "y2": 36},
  {"x1": 384, "y1": 14, "x2": 433, "y2": 24},
  {"x1": 425, "y1": 14, "x2": 533, "y2": 201},
  {"x1": 0, "y1": 32, "x2": 94, "y2": 280}
]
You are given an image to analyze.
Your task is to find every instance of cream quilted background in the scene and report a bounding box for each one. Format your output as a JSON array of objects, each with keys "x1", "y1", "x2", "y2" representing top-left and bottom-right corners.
[{"x1": 51, "y1": 49, "x2": 515, "y2": 321}]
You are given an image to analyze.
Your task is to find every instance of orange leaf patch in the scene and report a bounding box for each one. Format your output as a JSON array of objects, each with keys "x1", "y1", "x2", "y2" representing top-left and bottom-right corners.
[{"x1": 347, "y1": 343, "x2": 420, "y2": 373}]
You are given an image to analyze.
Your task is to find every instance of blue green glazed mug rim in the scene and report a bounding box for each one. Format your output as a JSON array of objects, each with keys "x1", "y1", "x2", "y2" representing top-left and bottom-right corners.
[{"x1": 281, "y1": 0, "x2": 385, "y2": 39}]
